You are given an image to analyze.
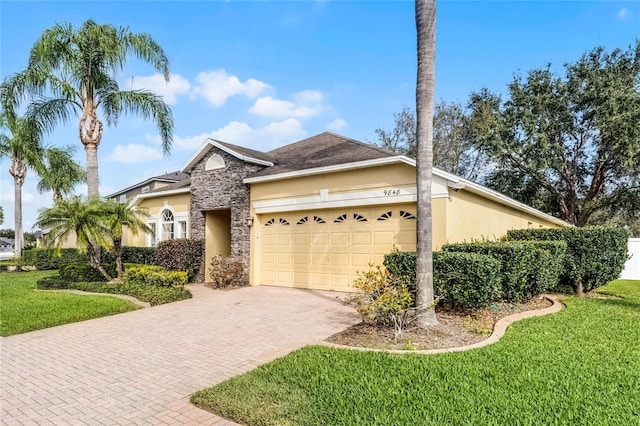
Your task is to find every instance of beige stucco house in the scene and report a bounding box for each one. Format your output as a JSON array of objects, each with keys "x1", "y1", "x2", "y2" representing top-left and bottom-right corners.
[{"x1": 123, "y1": 132, "x2": 567, "y2": 291}]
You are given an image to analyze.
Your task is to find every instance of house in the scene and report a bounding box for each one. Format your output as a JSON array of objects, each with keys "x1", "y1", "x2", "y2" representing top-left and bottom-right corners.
[
  {"x1": 107, "y1": 171, "x2": 188, "y2": 204},
  {"x1": 124, "y1": 132, "x2": 567, "y2": 291},
  {"x1": 0, "y1": 237, "x2": 15, "y2": 259}
]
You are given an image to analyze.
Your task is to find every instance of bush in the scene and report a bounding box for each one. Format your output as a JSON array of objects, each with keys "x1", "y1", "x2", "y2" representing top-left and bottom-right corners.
[
  {"x1": 124, "y1": 265, "x2": 188, "y2": 287},
  {"x1": 442, "y1": 241, "x2": 540, "y2": 303},
  {"x1": 353, "y1": 265, "x2": 414, "y2": 339},
  {"x1": 433, "y1": 252, "x2": 503, "y2": 310},
  {"x1": 68, "y1": 281, "x2": 192, "y2": 306},
  {"x1": 21, "y1": 248, "x2": 88, "y2": 270},
  {"x1": 506, "y1": 226, "x2": 629, "y2": 293},
  {"x1": 384, "y1": 251, "x2": 502, "y2": 310},
  {"x1": 524, "y1": 240, "x2": 567, "y2": 294},
  {"x1": 102, "y1": 247, "x2": 157, "y2": 265},
  {"x1": 36, "y1": 275, "x2": 69, "y2": 290},
  {"x1": 155, "y1": 239, "x2": 204, "y2": 282},
  {"x1": 59, "y1": 263, "x2": 117, "y2": 283},
  {"x1": 208, "y1": 256, "x2": 248, "y2": 288}
]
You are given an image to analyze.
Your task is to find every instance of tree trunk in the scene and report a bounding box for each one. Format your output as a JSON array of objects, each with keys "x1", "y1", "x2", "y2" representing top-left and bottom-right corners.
[
  {"x1": 414, "y1": 0, "x2": 438, "y2": 327},
  {"x1": 87, "y1": 241, "x2": 112, "y2": 281},
  {"x1": 10, "y1": 157, "x2": 26, "y2": 260},
  {"x1": 84, "y1": 142, "x2": 100, "y2": 197},
  {"x1": 114, "y1": 238, "x2": 124, "y2": 280}
]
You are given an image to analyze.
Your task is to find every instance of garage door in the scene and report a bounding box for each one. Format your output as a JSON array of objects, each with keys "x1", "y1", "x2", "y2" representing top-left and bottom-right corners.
[{"x1": 259, "y1": 204, "x2": 417, "y2": 291}]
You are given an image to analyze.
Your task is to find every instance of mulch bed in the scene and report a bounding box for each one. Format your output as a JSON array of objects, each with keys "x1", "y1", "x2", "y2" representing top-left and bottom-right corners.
[{"x1": 325, "y1": 296, "x2": 553, "y2": 351}]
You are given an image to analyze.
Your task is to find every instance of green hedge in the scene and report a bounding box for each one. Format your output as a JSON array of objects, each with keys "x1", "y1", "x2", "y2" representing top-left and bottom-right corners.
[
  {"x1": 442, "y1": 242, "x2": 542, "y2": 303},
  {"x1": 59, "y1": 263, "x2": 117, "y2": 282},
  {"x1": 22, "y1": 248, "x2": 88, "y2": 270},
  {"x1": 35, "y1": 278, "x2": 191, "y2": 306},
  {"x1": 506, "y1": 226, "x2": 629, "y2": 293},
  {"x1": 525, "y1": 240, "x2": 567, "y2": 295},
  {"x1": 155, "y1": 239, "x2": 204, "y2": 282},
  {"x1": 124, "y1": 265, "x2": 188, "y2": 287},
  {"x1": 384, "y1": 250, "x2": 502, "y2": 310},
  {"x1": 22, "y1": 247, "x2": 157, "y2": 270}
]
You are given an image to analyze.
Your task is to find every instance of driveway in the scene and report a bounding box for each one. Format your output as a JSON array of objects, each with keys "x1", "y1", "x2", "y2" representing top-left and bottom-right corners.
[{"x1": 0, "y1": 285, "x2": 360, "y2": 425}]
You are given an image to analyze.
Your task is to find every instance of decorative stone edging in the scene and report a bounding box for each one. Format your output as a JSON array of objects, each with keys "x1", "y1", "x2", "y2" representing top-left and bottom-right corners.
[
  {"x1": 320, "y1": 295, "x2": 563, "y2": 355},
  {"x1": 37, "y1": 289, "x2": 151, "y2": 308}
]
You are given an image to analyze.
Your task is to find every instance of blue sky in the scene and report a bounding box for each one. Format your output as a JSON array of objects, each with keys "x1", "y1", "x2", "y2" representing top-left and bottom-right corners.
[{"x1": 1, "y1": 0, "x2": 638, "y2": 231}]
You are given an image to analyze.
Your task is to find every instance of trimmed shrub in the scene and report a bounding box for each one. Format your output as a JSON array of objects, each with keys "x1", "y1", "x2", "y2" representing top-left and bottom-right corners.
[
  {"x1": 433, "y1": 252, "x2": 502, "y2": 310},
  {"x1": 525, "y1": 240, "x2": 567, "y2": 294},
  {"x1": 506, "y1": 226, "x2": 629, "y2": 293},
  {"x1": 59, "y1": 263, "x2": 117, "y2": 283},
  {"x1": 102, "y1": 247, "x2": 157, "y2": 265},
  {"x1": 124, "y1": 265, "x2": 188, "y2": 287},
  {"x1": 384, "y1": 251, "x2": 502, "y2": 310},
  {"x1": 36, "y1": 275, "x2": 69, "y2": 290},
  {"x1": 442, "y1": 241, "x2": 540, "y2": 303},
  {"x1": 21, "y1": 248, "x2": 88, "y2": 270},
  {"x1": 65, "y1": 281, "x2": 192, "y2": 306},
  {"x1": 155, "y1": 239, "x2": 204, "y2": 282},
  {"x1": 208, "y1": 255, "x2": 248, "y2": 288}
]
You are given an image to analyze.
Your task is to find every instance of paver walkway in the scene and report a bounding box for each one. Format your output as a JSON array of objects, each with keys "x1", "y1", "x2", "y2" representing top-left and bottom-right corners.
[{"x1": 0, "y1": 285, "x2": 360, "y2": 425}]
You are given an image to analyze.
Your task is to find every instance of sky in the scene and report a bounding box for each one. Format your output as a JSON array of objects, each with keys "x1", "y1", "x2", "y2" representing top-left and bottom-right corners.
[{"x1": 1, "y1": 0, "x2": 638, "y2": 231}]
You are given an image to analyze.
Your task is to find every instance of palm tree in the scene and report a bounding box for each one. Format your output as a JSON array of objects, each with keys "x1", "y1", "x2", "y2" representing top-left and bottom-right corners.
[
  {"x1": 2, "y1": 19, "x2": 173, "y2": 197},
  {"x1": 104, "y1": 200, "x2": 152, "y2": 280},
  {"x1": 37, "y1": 146, "x2": 86, "y2": 201},
  {"x1": 414, "y1": 0, "x2": 438, "y2": 326},
  {"x1": 0, "y1": 111, "x2": 44, "y2": 257},
  {"x1": 36, "y1": 196, "x2": 113, "y2": 280}
]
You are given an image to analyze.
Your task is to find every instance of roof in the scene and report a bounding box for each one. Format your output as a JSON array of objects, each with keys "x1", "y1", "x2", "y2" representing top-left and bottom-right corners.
[
  {"x1": 107, "y1": 171, "x2": 188, "y2": 198},
  {"x1": 181, "y1": 139, "x2": 274, "y2": 173},
  {"x1": 149, "y1": 177, "x2": 191, "y2": 193},
  {"x1": 252, "y1": 132, "x2": 396, "y2": 177}
]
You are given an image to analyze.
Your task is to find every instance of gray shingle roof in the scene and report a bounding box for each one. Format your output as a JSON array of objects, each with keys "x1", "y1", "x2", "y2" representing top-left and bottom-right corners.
[{"x1": 249, "y1": 132, "x2": 396, "y2": 177}]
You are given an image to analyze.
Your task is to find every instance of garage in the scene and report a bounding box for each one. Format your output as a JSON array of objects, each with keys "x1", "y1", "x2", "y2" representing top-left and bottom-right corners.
[{"x1": 259, "y1": 204, "x2": 417, "y2": 291}]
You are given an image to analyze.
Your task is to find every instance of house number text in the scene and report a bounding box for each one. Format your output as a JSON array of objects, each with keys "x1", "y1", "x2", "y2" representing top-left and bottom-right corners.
[{"x1": 383, "y1": 189, "x2": 401, "y2": 196}]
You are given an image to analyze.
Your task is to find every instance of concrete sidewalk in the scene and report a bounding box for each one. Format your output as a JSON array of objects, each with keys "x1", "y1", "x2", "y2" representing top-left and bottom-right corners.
[{"x1": 0, "y1": 284, "x2": 360, "y2": 425}]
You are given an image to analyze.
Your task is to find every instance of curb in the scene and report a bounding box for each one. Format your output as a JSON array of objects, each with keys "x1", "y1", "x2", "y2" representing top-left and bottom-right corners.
[
  {"x1": 38, "y1": 289, "x2": 151, "y2": 308},
  {"x1": 319, "y1": 294, "x2": 563, "y2": 355}
]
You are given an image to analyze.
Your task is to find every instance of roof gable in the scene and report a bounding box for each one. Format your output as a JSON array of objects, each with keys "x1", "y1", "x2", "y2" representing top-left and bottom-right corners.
[{"x1": 181, "y1": 139, "x2": 275, "y2": 173}]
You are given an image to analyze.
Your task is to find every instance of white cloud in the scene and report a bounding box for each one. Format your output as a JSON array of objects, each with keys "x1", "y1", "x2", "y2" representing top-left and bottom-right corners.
[
  {"x1": 191, "y1": 69, "x2": 270, "y2": 107},
  {"x1": 325, "y1": 118, "x2": 347, "y2": 131},
  {"x1": 153, "y1": 119, "x2": 306, "y2": 153},
  {"x1": 249, "y1": 90, "x2": 326, "y2": 118},
  {"x1": 618, "y1": 8, "x2": 628, "y2": 19},
  {"x1": 108, "y1": 144, "x2": 163, "y2": 164},
  {"x1": 129, "y1": 73, "x2": 191, "y2": 105}
]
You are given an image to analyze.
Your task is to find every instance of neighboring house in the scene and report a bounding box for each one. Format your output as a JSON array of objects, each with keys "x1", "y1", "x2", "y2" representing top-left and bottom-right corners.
[
  {"x1": 124, "y1": 132, "x2": 568, "y2": 291},
  {"x1": 0, "y1": 237, "x2": 14, "y2": 251},
  {"x1": 107, "y1": 171, "x2": 188, "y2": 204}
]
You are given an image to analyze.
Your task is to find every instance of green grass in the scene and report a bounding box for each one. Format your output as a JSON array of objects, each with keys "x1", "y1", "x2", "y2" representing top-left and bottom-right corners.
[
  {"x1": 0, "y1": 271, "x2": 139, "y2": 336},
  {"x1": 191, "y1": 280, "x2": 640, "y2": 426}
]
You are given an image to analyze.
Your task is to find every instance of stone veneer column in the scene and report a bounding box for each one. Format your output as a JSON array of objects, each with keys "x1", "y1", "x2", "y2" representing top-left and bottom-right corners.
[{"x1": 189, "y1": 149, "x2": 265, "y2": 283}]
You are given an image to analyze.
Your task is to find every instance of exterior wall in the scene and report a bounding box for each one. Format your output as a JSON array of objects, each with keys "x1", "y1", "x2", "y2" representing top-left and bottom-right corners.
[
  {"x1": 190, "y1": 148, "x2": 266, "y2": 282},
  {"x1": 444, "y1": 189, "x2": 562, "y2": 244},
  {"x1": 204, "y1": 210, "x2": 232, "y2": 282},
  {"x1": 125, "y1": 193, "x2": 191, "y2": 247}
]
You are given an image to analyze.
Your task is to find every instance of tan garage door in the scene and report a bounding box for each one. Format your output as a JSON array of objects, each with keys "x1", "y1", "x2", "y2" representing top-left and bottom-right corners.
[{"x1": 259, "y1": 204, "x2": 417, "y2": 291}]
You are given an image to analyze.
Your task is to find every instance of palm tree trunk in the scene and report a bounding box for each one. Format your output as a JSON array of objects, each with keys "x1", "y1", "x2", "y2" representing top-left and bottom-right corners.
[
  {"x1": 87, "y1": 241, "x2": 112, "y2": 281},
  {"x1": 414, "y1": 0, "x2": 438, "y2": 327},
  {"x1": 114, "y1": 238, "x2": 124, "y2": 279},
  {"x1": 13, "y1": 174, "x2": 24, "y2": 259},
  {"x1": 84, "y1": 142, "x2": 100, "y2": 197},
  {"x1": 10, "y1": 158, "x2": 26, "y2": 259}
]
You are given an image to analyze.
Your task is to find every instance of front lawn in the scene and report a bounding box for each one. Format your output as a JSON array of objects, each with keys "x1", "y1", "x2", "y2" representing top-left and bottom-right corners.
[
  {"x1": 0, "y1": 271, "x2": 139, "y2": 336},
  {"x1": 191, "y1": 280, "x2": 640, "y2": 425}
]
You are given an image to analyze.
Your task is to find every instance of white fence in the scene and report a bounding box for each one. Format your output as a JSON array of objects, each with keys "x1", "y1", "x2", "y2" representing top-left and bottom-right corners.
[{"x1": 621, "y1": 238, "x2": 640, "y2": 280}]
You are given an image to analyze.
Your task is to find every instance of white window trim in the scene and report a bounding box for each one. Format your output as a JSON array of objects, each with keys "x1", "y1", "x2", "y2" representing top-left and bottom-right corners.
[{"x1": 146, "y1": 203, "x2": 189, "y2": 245}]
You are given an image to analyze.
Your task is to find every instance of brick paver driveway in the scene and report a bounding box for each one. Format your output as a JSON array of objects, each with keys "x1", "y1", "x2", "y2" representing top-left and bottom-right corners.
[{"x1": 0, "y1": 285, "x2": 360, "y2": 425}]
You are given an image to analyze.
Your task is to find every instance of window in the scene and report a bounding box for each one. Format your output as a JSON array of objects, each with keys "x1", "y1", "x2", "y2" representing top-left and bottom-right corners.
[
  {"x1": 148, "y1": 223, "x2": 157, "y2": 247},
  {"x1": 161, "y1": 209, "x2": 175, "y2": 240},
  {"x1": 334, "y1": 214, "x2": 347, "y2": 223},
  {"x1": 141, "y1": 186, "x2": 150, "y2": 194},
  {"x1": 296, "y1": 217, "x2": 308, "y2": 224},
  {"x1": 353, "y1": 214, "x2": 368, "y2": 222},
  {"x1": 377, "y1": 211, "x2": 393, "y2": 221},
  {"x1": 119, "y1": 194, "x2": 126, "y2": 203},
  {"x1": 205, "y1": 154, "x2": 226, "y2": 171},
  {"x1": 179, "y1": 221, "x2": 188, "y2": 238}
]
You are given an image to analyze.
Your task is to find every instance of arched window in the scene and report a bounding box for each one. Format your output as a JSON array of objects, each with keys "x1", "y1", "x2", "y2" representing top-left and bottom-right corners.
[
  {"x1": 205, "y1": 154, "x2": 226, "y2": 171},
  {"x1": 161, "y1": 209, "x2": 175, "y2": 240}
]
